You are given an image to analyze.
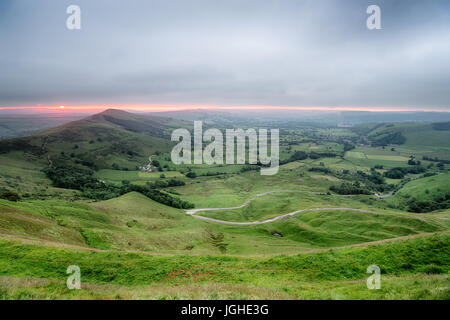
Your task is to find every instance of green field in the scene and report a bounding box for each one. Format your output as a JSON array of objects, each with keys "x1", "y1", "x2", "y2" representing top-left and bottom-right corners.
[
  {"x1": 386, "y1": 173, "x2": 450, "y2": 209},
  {"x1": 345, "y1": 148, "x2": 412, "y2": 168},
  {"x1": 94, "y1": 169, "x2": 184, "y2": 183}
]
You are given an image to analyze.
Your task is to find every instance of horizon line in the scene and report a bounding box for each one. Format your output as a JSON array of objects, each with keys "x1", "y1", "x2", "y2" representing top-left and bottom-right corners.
[{"x1": 0, "y1": 104, "x2": 449, "y2": 113}]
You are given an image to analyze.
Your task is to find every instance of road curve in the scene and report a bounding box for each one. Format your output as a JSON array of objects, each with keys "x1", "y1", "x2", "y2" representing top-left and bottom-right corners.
[
  {"x1": 188, "y1": 207, "x2": 372, "y2": 225},
  {"x1": 186, "y1": 190, "x2": 307, "y2": 215},
  {"x1": 185, "y1": 190, "x2": 371, "y2": 225}
]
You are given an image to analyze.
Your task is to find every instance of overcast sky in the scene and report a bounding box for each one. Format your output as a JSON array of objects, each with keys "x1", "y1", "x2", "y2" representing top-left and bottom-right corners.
[{"x1": 0, "y1": 0, "x2": 449, "y2": 110}]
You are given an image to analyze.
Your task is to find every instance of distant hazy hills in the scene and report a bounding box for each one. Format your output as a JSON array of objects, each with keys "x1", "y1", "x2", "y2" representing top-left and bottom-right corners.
[
  {"x1": 152, "y1": 109, "x2": 450, "y2": 126},
  {"x1": 0, "y1": 113, "x2": 88, "y2": 140},
  {"x1": 1, "y1": 109, "x2": 450, "y2": 140},
  {"x1": 1, "y1": 108, "x2": 449, "y2": 170}
]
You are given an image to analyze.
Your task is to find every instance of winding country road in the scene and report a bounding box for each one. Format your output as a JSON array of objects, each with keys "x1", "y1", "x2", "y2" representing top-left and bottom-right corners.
[
  {"x1": 186, "y1": 190, "x2": 372, "y2": 225},
  {"x1": 186, "y1": 190, "x2": 306, "y2": 215}
]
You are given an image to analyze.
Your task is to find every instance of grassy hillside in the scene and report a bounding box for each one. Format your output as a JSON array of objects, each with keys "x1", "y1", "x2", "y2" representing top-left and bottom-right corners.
[
  {"x1": 0, "y1": 109, "x2": 192, "y2": 199},
  {"x1": 0, "y1": 109, "x2": 187, "y2": 174},
  {"x1": 195, "y1": 192, "x2": 446, "y2": 247},
  {"x1": 0, "y1": 233, "x2": 448, "y2": 299},
  {"x1": 196, "y1": 191, "x2": 362, "y2": 220},
  {"x1": 392, "y1": 173, "x2": 450, "y2": 202},
  {"x1": 355, "y1": 122, "x2": 450, "y2": 160},
  {"x1": 386, "y1": 173, "x2": 450, "y2": 212},
  {"x1": 0, "y1": 191, "x2": 447, "y2": 256},
  {"x1": 0, "y1": 193, "x2": 205, "y2": 253},
  {"x1": 92, "y1": 192, "x2": 181, "y2": 219}
]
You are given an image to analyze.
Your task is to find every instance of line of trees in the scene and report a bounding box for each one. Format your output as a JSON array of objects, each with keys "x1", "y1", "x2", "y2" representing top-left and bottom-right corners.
[
  {"x1": 329, "y1": 183, "x2": 372, "y2": 195},
  {"x1": 422, "y1": 156, "x2": 450, "y2": 164},
  {"x1": 383, "y1": 166, "x2": 426, "y2": 179},
  {"x1": 406, "y1": 194, "x2": 450, "y2": 213},
  {"x1": 0, "y1": 190, "x2": 21, "y2": 202},
  {"x1": 280, "y1": 150, "x2": 339, "y2": 165},
  {"x1": 330, "y1": 168, "x2": 392, "y2": 195},
  {"x1": 43, "y1": 165, "x2": 194, "y2": 209}
]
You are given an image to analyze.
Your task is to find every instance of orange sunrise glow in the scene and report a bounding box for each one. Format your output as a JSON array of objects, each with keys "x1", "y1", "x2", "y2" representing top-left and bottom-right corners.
[{"x1": 0, "y1": 104, "x2": 449, "y2": 113}]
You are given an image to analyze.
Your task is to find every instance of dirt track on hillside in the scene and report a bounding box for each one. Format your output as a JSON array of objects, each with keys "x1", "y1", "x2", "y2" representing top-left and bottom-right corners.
[
  {"x1": 186, "y1": 190, "x2": 372, "y2": 225},
  {"x1": 189, "y1": 207, "x2": 373, "y2": 225},
  {"x1": 186, "y1": 190, "x2": 308, "y2": 215}
]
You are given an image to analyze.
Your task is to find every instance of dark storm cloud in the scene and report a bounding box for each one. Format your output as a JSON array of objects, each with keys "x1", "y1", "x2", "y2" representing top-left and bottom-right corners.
[{"x1": 0, "y1": 0, "x2": 449, "y2": 108}]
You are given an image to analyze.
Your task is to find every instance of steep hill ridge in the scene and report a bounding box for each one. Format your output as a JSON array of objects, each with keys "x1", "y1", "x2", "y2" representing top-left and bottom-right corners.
[{"x1": 0, "y1": 109, "x2": 188, "y2": 170}]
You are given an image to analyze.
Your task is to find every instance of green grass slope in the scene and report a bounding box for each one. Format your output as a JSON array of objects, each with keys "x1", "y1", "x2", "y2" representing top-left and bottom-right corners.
[
  {"x1": 0, "y1": 193, "x2": 200, "y2": 252},
  {"x1": 260, "y1": 210, "x2": 445, "y2": 247},
  {"x1": 91, "y1": 191, "x2": 181, "y2": 219},
  {"x1": 0, "y1": 109, "x2": 187, "y2": 176},
  {"x1": 362, "y1": 122, "x2": 450, "y2": 160},
  {"x1": 196, "y1": 192, "x2": 446, "y2": 247},
  {"x1": 0, "y1": 109, "x2": 192, "y2": 197},
  {"x1": 3, "y1": 191, "x2": 446, "y2": 255},
  {"x1": 392, "y1": 173, "x2": 450, "y2": 202},
  {"x1": 196, "y1": 192, "x2": 372, "y2": 222},
  {"x1": 0, "y1": 233, "x2": 448, "y2": 299},
  {"x1": 386, "y1": 173, "x2": 450, "y2": 213}
]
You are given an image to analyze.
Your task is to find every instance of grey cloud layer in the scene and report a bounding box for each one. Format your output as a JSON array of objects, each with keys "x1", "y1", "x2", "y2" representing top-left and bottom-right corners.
[{"x1": 0, "y1": 0, "x2": 449, "y2": 108}]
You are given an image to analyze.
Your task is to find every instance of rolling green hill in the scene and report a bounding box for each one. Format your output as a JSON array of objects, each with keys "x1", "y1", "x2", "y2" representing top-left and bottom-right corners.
[
  {"x1": 0, "y1": 191, "x2": 447, "y2": 256},
  {"x1": 392, "y1": 173, "x2": 450, "y2": 201},
  {"x1": 353, "y1": 122, "x2": 450, "y2": 160},
  {"x1": 0, "y1": 109, "x2": 187, "y2": 172},
  {"x1": 0, "y1": 233, "x2": 448, "y2": 299},
  {"x1": 0, "y1": 109, "x2": 191, "y2": 197},
  {"x1": 387, "y1": 173, "x2": 450, "y2": 212},
  {"x1": 0, "y1": 193, "x2": 204, "y2": 253}
]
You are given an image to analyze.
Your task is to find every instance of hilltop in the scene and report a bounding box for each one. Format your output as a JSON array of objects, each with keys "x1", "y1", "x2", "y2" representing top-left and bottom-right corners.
[{"x1": 0, "y1": 109, "x2": 193, "y2": 198}]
